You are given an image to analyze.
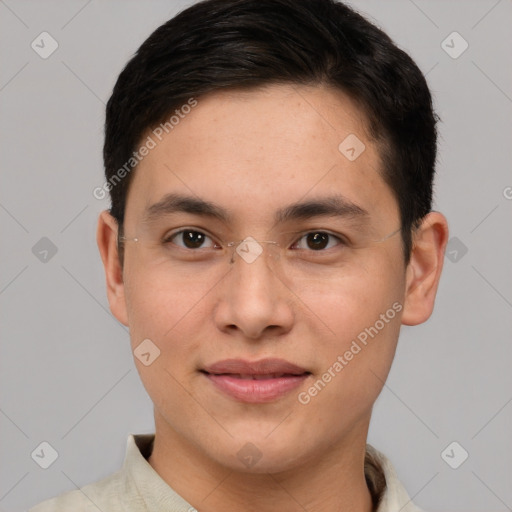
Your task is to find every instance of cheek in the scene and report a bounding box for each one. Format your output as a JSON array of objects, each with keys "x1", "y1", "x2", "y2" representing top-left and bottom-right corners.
[
  {"x1": 305, "y1": 256, "x2": 404, "y2": 338},
  {"x1": 123, "y1": 253, "x2": 210, "y2": 339},
  {"x1": 123, "y1": 267, "x2": 208, "y2": 415},
  {"x1": 303, "y1": 255, "x2": 405, "y2": 393},
  {"x1": 122, "y1": 264, "x2": 212, "y2": 413},
  {"x1": 297, "y1": 296, "x2": 403, "y2": 434}
]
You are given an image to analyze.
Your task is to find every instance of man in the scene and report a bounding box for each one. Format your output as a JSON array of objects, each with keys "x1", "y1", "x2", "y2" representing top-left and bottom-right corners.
[{"x1": 30, "y1": 0, "x2": 448, "y2": 510}]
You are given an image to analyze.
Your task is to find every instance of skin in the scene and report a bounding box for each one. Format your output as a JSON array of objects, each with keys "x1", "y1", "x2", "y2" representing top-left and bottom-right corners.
[{"x1": 97, "y1": 84, "x2": 448, "y2": 512}]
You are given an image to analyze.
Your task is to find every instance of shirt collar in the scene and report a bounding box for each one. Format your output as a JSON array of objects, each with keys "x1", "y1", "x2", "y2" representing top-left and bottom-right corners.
[{"x1": 122, "y1": 434, "x2": 421, "y2": 512}]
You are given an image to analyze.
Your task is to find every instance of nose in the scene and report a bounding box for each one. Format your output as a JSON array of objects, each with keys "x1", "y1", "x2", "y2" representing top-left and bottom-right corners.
[{"x1": 213, "y1": 239, "x2": 294, "y2": 340}]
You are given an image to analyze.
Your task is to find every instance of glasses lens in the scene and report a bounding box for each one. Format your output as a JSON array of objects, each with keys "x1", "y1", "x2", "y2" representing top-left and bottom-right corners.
[{"x1": 119, "y1": 226, "x2": 401, "y2": 294}]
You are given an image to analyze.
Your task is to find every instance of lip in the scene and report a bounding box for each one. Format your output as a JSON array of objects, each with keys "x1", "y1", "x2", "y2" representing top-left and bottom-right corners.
[{"x1": 201, "y1": 358, "x2": 311, "y2": 403}]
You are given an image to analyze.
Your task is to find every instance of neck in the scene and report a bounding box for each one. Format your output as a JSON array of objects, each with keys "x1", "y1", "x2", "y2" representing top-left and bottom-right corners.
[{"x1": 148, "y1": 412, "x2": 375, "y2": 512}]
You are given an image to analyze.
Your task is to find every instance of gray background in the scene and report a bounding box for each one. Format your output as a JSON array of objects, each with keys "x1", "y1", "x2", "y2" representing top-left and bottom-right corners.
[{"x1": 1, "y1": 1, "x2": 511, "y2": 511}]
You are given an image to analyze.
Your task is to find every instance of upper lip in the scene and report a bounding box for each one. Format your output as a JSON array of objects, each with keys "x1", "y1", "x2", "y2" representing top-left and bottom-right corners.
[{"x1": 202, "y1": 358, "x2": 309, "y2": 376}]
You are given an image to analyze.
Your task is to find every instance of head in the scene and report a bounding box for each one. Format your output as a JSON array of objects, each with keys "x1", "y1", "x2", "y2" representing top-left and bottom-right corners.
[
  {"x1": 103, "y1": 0, "x2": 438, "y2": 265},
  {"x1": 98, "y1": 0, "x2": 448, "y2": 476}
]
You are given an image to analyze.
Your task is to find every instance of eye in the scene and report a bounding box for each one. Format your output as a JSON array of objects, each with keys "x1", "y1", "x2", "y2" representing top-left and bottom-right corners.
[
  {"x1": 291, "y1": 231, "x2": 344, "y2": 251},
  {"x1": 164, "y1": 229, "x2": 219, "y2": 250}
]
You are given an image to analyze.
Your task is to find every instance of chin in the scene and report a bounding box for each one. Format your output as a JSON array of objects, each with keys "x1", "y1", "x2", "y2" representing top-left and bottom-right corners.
[{"x1": 204, "y1": 430, "x2": 316, "y2": 475}]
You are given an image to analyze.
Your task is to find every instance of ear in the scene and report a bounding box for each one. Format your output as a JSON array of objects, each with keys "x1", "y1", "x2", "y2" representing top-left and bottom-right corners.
[
  {"x1": 96, "y1": 210, "x2": 129, "y2": 326},
  {"x1": 401, "y1": 212, "x2": 449, "y2": 326}
]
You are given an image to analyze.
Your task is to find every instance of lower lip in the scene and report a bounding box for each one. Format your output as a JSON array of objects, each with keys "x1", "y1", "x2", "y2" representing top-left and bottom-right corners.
[{"x1": 204, "y1": 373, "x2": 309, "y2": 403}]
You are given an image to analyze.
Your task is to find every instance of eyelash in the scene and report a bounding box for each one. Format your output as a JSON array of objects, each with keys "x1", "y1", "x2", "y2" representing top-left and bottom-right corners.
[{"x1": 162, "y1": 228, "x2": 348, "y2": 252}]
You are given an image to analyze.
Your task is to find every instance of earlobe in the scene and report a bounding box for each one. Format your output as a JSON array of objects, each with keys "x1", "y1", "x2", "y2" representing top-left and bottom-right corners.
[
  {"x1": 401, "y1": 212, "x2": 449, "y2": 326},
  {"x1": 96, "y1": 210, "x2": 129, "y2": 326}
]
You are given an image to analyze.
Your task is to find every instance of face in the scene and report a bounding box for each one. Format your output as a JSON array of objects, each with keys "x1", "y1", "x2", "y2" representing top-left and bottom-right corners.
[{"x1": 107, "y1": 84, "x2": 413, "y2": 473}]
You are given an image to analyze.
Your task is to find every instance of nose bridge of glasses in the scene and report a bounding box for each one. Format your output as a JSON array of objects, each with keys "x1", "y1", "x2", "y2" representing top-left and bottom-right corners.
[{"x1": 227, "y1": 236, "x2": 280, "y2": 265}]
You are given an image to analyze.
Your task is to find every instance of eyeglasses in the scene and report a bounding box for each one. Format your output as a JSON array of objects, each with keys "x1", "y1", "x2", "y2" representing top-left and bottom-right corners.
[{"x1": 118, "y1": 226, "x2": 402, "y2": 287}]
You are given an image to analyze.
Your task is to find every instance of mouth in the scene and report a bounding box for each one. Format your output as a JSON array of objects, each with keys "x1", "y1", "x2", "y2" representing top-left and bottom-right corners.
[
  {"x1": 200, "y1": 358, "x2": 311, "y2": 403},
  {"x1": 207, "y1": 372, "x2": 306, "y2": 380}
]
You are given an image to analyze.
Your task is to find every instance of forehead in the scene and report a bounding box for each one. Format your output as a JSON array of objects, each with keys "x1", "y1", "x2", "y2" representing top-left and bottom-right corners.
[{"x1": 124, "y1": 84, "x2": 399, "y2": 230}]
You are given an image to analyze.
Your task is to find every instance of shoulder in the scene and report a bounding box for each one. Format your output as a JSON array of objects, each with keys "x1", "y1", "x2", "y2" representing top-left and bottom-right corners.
[
  {"x1": 366, "y1": 445, "x2": 425, "y2": 512},
  {"x1": 29, "y1": 469, "x2": 126, "y2": 512},
  {"x1": 29, "y1": 434, "x2": 157, "y2": 512}
]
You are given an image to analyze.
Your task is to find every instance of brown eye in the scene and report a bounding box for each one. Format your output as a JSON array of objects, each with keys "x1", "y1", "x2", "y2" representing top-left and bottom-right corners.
[
  {"x1": 306, "y1": 232, "x2": 329, "y2": 250},
  {"x1": 166, "y1": 230, "x2": 216, "y2": 249},
  {"x1": 293, "y1": 231, "x2": 342, "y2": 251}
]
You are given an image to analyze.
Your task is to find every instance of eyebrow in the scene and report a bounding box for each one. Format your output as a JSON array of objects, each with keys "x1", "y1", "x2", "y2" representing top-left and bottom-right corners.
[{"x1": 143, "y1": 193, "x2": 369, "y2": 225}]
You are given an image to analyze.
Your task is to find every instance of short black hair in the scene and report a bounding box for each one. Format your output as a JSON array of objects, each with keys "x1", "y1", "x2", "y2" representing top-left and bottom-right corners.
[{"x1": 104, "y1": 0, "x2": 438, "y2": 262}]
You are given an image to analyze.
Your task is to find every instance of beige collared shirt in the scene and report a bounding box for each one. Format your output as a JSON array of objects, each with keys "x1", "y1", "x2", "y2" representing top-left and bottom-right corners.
[{"x1": 29, "y1": 434, "x2": 422, "y2": 512}]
